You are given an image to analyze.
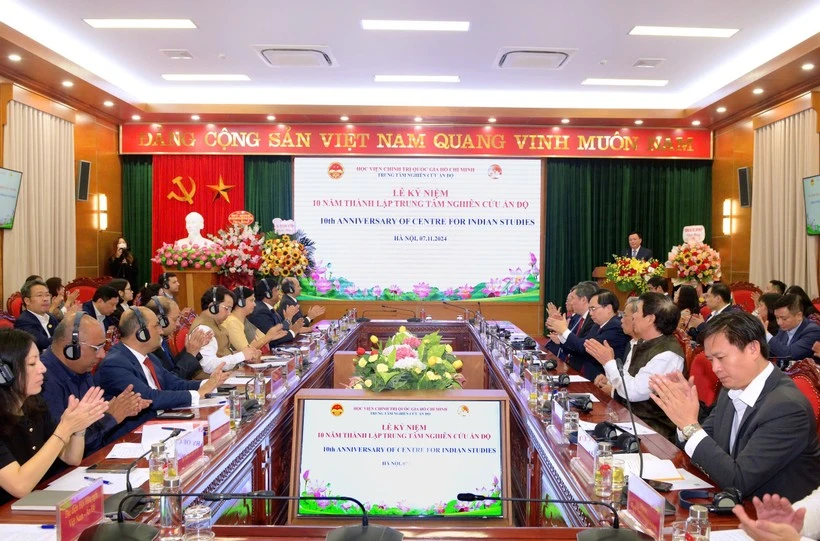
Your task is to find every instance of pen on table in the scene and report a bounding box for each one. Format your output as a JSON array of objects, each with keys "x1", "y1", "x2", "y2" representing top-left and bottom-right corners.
[
  {"x1": 84, "y1": 475, "x2": 112, "y2": 485},
  {"x1": 40, "y1": 525, "x2": 55, "y2": 529},
  {"x1": 161, "y1": 426, "x2": 179, "y2": 431}
]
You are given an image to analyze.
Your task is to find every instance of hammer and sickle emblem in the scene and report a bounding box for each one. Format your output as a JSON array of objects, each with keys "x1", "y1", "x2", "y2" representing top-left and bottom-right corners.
[{"x1": 166, "y1": 176, "x2": 196, "y2": 205}]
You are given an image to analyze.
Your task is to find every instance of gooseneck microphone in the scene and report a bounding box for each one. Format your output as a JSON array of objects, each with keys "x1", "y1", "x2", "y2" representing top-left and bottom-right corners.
[
  {"x1": 356, "y1": 309, "x2": 398, "y2": 323},
  {"x1": 615, "y1": 358, "x2": 643, "y2": 478},
  {"x1": 441, "y1": 301, "x2": 472, "y2": 321},
  {"x1": 380, "y1": 304, "x2": 420, "y2": 323}
]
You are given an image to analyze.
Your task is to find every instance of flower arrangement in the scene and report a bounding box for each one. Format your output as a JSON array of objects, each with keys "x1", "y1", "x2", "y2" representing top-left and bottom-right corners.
[
  {"x1": 151, "y1": 242, "x2": 224, "y2": 271},
  {"x1": 350, "y1": 327, "x2": 465, "y2": 391},
  {"x1": 209, "y1": 222, "x2": 263, "y2": 276},
  {"x1": 259, "y1": 219, "x2": 316, "y2": 278},
  {"x1": 604, "y1": 256, "x2": 666, "y2": 293},
  {"x1": 666, "y1": 241, "x2": 722, "y2": 286}
]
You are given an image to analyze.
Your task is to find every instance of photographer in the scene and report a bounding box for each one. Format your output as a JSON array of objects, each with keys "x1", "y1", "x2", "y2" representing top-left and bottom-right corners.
[{"x1": 107, "y1": 237, "x2": 138, "y2": 292}]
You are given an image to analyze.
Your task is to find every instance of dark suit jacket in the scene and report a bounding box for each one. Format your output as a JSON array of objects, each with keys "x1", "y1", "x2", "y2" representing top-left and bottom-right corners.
[
  {"x1": 688, "y1": 304, "x2": 744, "y2": 341},
  {"x1": 94, "y1": 341, "x2": 201, "y2": 411},
  {"x1": 691, "y1": 367, "x2": 820, "y2": 501},
  {"x1": 621, "y1": 246, "x2": 653, "y2": 261},
  {"x1": 249, "y1": 301, "x2": 295, "y2": 347},
  {"x1": 277, "y1": 294, "x2": 310, "y2": 326},
  {"x1": 769, "y1": 319, "x2": 820, "y2": 362},
  {"x1": 153, "y1": 337, "x2": 202, "y2": 380},
  {"x1": 81, "y1": 300, "x2": 117, "y2": 331},
  {"x1": 563, "y1": 316, "x2": 630, "y2": 380},
  {"x1": 545, "y1": 313, "x2": 580, "y2": 360},
  {"x1": 14, "y1": 310, "x2": 59, "y2": 351}
]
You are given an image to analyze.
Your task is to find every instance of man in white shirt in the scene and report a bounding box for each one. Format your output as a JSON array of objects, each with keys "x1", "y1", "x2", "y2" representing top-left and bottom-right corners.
[
  {"x1": 189, "y1": 286, "x2": 259, "y2": 374},
  {"x1": 650, "y1": 311, "x2": 820, "y2": 501}
]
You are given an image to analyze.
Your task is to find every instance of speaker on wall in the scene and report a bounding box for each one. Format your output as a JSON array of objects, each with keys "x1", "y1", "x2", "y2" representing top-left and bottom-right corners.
[
  {"x1": 738, "y1": 167, "x2": 751, "y2": 208},
  {"x1": 76, "y1": 160, "x2": 91, "y2": 201}
]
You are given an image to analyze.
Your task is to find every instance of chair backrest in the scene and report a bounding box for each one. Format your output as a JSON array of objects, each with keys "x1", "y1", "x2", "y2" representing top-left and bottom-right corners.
[
  {"x1": 65, "y1": 277, "x2": 114, "y2": 304},
  {"x1": 673, "y1": 329, "x2": 695, "y2": 377},
  {"x1": 6, "y1": 293, "x2": 22, "y2": 318},
  {"x1": 699, "y1": 305, "x2": 712, "y2": 319},
  {"x1": 690, "y1": 351, "x2": 721, "y2": 407},
  {"x1": 731, "y1": 290, "x2": 757, "y2": 313},
  {"x1": 729, "y1": 281, "x2": 762, "y2": 293},
  {"x1": 173, "y1": 324, "x2": 191, "y2": 357},
  {"x1": 786, "y1": 359, "x2": 820, "y2": 431},
  {"x1": 0, "y1": 311, "x2": 15, "y2": 328}
]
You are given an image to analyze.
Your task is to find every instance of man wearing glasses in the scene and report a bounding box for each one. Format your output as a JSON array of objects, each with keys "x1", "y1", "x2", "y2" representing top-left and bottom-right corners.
[
  {"x1": 40, "y1": 313, "x2": 151, "y2": 454},
  {"x1": 189, "y1": 286, "x2": 260, "y2": 376},
  {"x1": 15, "y1": 279, "x2": 61, "y2": 351}
]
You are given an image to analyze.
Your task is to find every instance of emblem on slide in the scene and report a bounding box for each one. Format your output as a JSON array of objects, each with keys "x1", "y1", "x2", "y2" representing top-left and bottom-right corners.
[
  {"x1": 457, "y1": 405, "x2": 470, "y2": 417},
  {"x1": 330, "y1": 403, "x2": 344, "y2": 416},
  {"x1": 328, "y1": 162, "x2": 345, "y2": 180},
  {"x1": 487, "y1": 164, "x2": 503, "y2": 179}
]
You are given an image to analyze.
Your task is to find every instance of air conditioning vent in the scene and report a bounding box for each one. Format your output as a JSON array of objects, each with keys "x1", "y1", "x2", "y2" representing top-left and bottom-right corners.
[
  {"x1": 255, "y1": 45, "x2": 337, "y2": 67},
  {"x1": 633, "y1": 58, "x2": 664, "y2": 68},
  {"x1": 495, "y1": 48, "x2": 575, "y2": 70},
  {"x1": 160, "y1": 49, "x2": 193, "y2": 60}
]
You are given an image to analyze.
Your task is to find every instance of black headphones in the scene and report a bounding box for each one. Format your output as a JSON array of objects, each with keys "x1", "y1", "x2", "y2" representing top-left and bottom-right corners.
[
  {"x1": 151, "y1": 296, "x2": 170, "y2": 329},
  {"x1": 208, "y1": 286, "x2": 220, "y2": 315},
  {"x1": 131, "y1": 307, "x2": 151, "y2": 343},
  {"x1": 569, "y1": 394, "x2": 594, "y2": 413},
  {"x1": 0, "y1": 356, "x2": 14, "y2": 387},
  {"x1": 552, "y1": 373, "x2": 571, "y2": 388},
  {"x1": 261, "y1": 279, "x2": 273, "y2": 299},
  {"x1": 235, "y1": 287, "x2": 247, "y2": 308},
  {"x1": 159, "y1": 273, "x2": 170, "y2": 290},
  {"x1": 63, "y1": 312, "x2": 85, "y2": 361},
  {"x1": 281, "y1": 279, "x2": 295, "y2": 295},
  {"x1": 679, "y1": 488, "x2": 742, "y2": 514},
  {"x1": 592, "y1": 421, "x2": 640, "y2": 453},
  {"x1": 542, "y1": 357, "x2": 558, "y2": 371}
]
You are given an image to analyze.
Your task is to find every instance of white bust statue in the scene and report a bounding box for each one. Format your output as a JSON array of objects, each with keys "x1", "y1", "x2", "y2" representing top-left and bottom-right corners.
[{"x1": 175, "y1": 212, "x2": 216, "y2": 248}]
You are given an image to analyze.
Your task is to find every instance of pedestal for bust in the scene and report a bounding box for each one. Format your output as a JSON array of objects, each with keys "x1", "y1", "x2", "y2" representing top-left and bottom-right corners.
[{"x1": 164, "y1": 268, "x2": 218, "y2": 311}]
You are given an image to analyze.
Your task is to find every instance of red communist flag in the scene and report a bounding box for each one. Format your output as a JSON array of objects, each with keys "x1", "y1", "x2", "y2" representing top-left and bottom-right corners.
[{"x1": 151, "y1": 155, "x2": 244, "y2": 279}]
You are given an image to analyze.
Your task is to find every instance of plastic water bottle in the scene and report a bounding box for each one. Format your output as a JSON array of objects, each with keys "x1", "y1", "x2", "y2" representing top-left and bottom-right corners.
[
  {"x1": 160, "y1": 476, "x2": 183, "y2": 540},
  {"x1": 684, "y1": 505, "x2": 711, "y2": 541},
  {"x1": 594, "y1": 441, "x2": 613, "y2": 498},
  {"x1": 148, "y1": 442, "x2": 166, "y2": 498}
]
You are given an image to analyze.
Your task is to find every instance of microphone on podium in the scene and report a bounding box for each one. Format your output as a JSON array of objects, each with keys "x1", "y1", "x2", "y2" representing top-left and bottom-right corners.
[
  {"x1": 380, "y1": 304, "x2": 420, "y2": 323},
  {"x1": 456, "y1": 493, "x2": 651, "y2": 541},
  {"x1": 441, "y1": 301, "x2": 471, "y2": 321},
  {"x1": 356, "y1": 309, "x2": 398, "y2": 323},
  {"x1": 82, "y1": 490, "x2": 404, "y2": 541}
]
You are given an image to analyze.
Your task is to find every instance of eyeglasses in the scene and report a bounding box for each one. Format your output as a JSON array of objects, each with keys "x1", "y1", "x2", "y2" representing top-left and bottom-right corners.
[
  {"x1": 31, "y1": 293, "x2": 52, "y2": 299},
  {"x1": 219, "y1": 304, "x2": 232, "y2": 312},
  {"x1": 588, "y1": 305, "x2": 601, "y2": 312},
  {"x1": 81, "y1": 341, "x2": 106, "y2": 353}
]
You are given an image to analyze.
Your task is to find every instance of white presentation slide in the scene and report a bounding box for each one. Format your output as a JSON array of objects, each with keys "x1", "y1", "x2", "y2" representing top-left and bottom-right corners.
[
  {"x1": 296, "y1": 399, "x2": 504, "y2": 517},
  {"x1": 803, "y1": 175, "x2": 820, "y2": 235},
  {"x1": 293, "y1": 157, "x2": 541, "y2": 301},
  {"x1": 0, "y1": 167, "x2": 22, "y2": 229}
]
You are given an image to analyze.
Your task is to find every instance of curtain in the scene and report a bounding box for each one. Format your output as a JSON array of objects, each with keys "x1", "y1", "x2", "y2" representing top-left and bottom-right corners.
[
  {"x1": 122, "y1": 156, "x2": 153, "y2": 289},
  {"x1": 151, "y1": 155, "x2": 245, "y2": 278},
  {"x1": 244, "y1": 156, "x2": 293, "y2": 232},
  {"x1": 544, "y1": 158, "x2": 712, "y2": 311},
  {"x1": 2, "y1": 101, "x2": 75, "y2": 295},
  {"x1": 750, "y1": 109, "x2": 820, "y2": 297}
]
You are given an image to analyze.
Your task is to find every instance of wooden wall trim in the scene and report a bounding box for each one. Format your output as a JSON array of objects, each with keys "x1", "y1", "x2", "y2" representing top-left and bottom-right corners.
[
  {"x1": 9, "y1": 84, "x2": 75, "y2": 123},
  {"x1": 813, "y1": 92, "x2": 820, "y2": 133},
  {"x1": 752, "y1": 92, "x2": 813, "y2": 130}
]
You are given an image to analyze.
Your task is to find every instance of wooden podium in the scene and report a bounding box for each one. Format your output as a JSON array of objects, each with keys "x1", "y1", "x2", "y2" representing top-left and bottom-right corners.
[
  {"x1": 165, "y1": 268, "x2": 218, "y2": 311},
  {"x1": 592, "y1": 266, "x2": 676, "y2": 308}
]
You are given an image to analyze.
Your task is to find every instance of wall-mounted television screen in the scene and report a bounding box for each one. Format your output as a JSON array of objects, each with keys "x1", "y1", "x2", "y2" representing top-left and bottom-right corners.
[
  {"x1": 0, "y1": 167, "x2": 23, "y2": 229},
  {"x1": 803, "y1": 174, "x2": 820, "y2": 235}
]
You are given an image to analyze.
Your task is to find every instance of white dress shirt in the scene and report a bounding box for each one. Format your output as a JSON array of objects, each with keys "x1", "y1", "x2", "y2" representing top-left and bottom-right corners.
[
  {"x1": 123, "y1": 343, "x2": 202, "y2": 406},
  {"x1": 559, "y1": 311, "x2": 589, "y2": 343},
  {"x1": 794, "y1": 485, "x2": 820, "y2": 540},
  {"x1": 194, "y1": 325, "x2": 246, "y2": 374},
  {"x1": 33, "y1": 311, "x2": 52, "y2": 336},
  {"x1": 603, "y1": 338, "x2": 683, "y2": 402}
]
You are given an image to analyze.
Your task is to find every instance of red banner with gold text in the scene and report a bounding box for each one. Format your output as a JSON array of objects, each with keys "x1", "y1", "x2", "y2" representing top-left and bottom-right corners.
[{"x1": 121, "y1": 124, "x2": 712, "y2": 159}]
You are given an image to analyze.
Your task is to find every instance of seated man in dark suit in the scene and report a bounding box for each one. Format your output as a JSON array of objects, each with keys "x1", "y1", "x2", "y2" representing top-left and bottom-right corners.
[
  {"x1": 686, "y1": 283, "x2": 742, "y2": 341},
  {"x1": 544, "y1": 288, "x2": 579, "y2": 361},
  {"x1": 769, "y1": 294, "x2": 820, "y2": 363},
  {"x1": 14, "y1": 279, "x2": 60, "y2": 351},
  {"x1": 650, "y1": 311, "x2": 820, "y2": 502},
  {"x1": 621, "y1": 231, "x2": 653, "y2": 260},
  {"x1": 248, "y1": 277, "x2": 302, "y2": 345},
  {"x1": 546, "y1": 282, "x2": 597, "y2": 369},
  {"x1": 277, "y1": 277, "x2": 325, "y2": 329},
  {"x1": 81, "y1": 285, "x2": 120, "y2": 333},
  {"x1": 41, "y1": 313, "x2": 151, "y2": 454},
  {"x1": 144, "y1": 296, "x2": 210, "y2": 380},
  {"x1": 95, "y1": 307, "x2": 230, "y2": 412}
]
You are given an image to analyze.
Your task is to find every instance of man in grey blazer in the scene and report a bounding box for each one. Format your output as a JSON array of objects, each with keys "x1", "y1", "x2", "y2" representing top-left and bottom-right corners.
[{"x1": 649, "y1": 311, "x2": 820, "y2": 502}]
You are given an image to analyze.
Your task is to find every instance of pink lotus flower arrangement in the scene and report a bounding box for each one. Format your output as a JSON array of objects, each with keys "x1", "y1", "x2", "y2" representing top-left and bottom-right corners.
[
  {"x1": 151, "y1": 242, "x2": 224, "y2": 271},
  {"x1": 666, "y1": 241, "x2": 722, "y2": 286}
]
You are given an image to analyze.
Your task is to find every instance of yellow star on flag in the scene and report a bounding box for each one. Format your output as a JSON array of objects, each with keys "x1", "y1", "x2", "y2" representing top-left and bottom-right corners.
[{"x1": 206, "y1": 175, "x2": 235, "y2": 203}]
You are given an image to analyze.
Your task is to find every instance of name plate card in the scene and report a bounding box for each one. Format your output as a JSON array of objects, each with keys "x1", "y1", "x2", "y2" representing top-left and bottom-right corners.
[
  {"x1": 208, "y1": 408, "x2": 230, "y2": 445},
  {"x1": 57, "y1": 480, "x2": 104, "y2": 541},
  {"x1": 576, "y1": 428, "x2": 597, "y2": 477},
  {"x1": 626, "y1": 475, "x2": 665, "y2": 540},
  {"x1": 176, "y1": 428, "x2": 205, "y2": 475},
  {"x1": 524, "y1": 368, "x2": 534, "y2": 398},
  {"x1": 546, "y1": 400, "x2": 567, "y2": 444}
]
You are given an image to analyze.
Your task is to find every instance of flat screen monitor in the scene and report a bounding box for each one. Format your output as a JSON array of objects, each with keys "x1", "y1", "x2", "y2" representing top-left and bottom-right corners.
[
  {"x1": 0, "y1": 167, "x2": 23, "y2": 229},
  {"x1": 802, "y1": 174, "x2": 820, "y2": 235}
]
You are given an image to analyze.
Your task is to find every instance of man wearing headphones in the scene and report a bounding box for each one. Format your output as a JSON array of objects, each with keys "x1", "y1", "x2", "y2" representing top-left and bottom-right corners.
[
  {"x1": 144, "y1": 296, "x2": 211, "y2": 380},
  {"x1": 248, "y1": 277, "x2": 302, "y2": 344},
  {"x1": 189, "y1": 286, "x2": 260, "y2": 375},
  {"x1": 158, "y1": 272, "x2": 180, "y2": 302},
  {"x1": 41, "y1": 313, "x2": 151, "y2": 454},
  {"x1": 95, "y1": 308, "x2": 230, "y2": 410},
  {"x1": 277, "y1": 277, "x2": 325, "y2": 330},
  {"x1": 650, "y1": 311, "x2": 820, "y2": 501}
]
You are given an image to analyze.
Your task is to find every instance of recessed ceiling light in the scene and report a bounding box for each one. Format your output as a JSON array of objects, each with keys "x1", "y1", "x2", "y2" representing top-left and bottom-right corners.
[
  {"x1": 340, "y1": 115, "x2": 349, "y2": 121},
  {"x1": 191, "y1": 115, "x2": 200, "y2": 121},
  {"x1": 161, "y1": 74, "x2": 250, "y2": 81},
  {"x1": 753, "y1": 88, "x2": 764, "y2": 95},
  {"x1": 131, "y1": 115, "x2": 141, "y2": 121},
  {"x1": 629, "y1": 26, "x2": 739, "y2": 38},
  {"x1": 84, "y1": 19, "x2": 197, "y2": 29},
  {"x1": 414, "y1": 116, "x2": 423, "y2": 122},
  {"x1": 62, "y1": 80, "x2": 74, "y2": 87},
  {"x1": 346, "y1": 124, "x2": 354, "y2": 129},
  {"x1": 582, "y1": 78, "x2": 668, "y2": 87},
  {"x1": 692, "y1": 120, "x2": 701, "y2": 126},
  {"x1": 561, "y1": 118, "x2": 570, "y2": 124},
  {"x1": 103, "y1": 100, "x2": 114, "y2": 107},
  {"x1": 634, "y1": 119, "x2": 644, "y2": 125},
  {"x1": 277, "y1": 124, "x2": 286, "y2": 128},
  {"x1": 487, "y1": 117, "x2": 497, "y2": 123},
  {"x1": 151, "y1": 123, "x2": 162, "y2": 128},
  {"x1": 361, "y1": 20, "x2": 469, "y2": 32},
  {"x1": 374, "y1": 75, "x2": 460, "y2": 83},
  {"x1": 802, "y1": 63, "x2": 815, "y2": 71},
  {"x1": 7, "y1": 54, "x2": 21, "y2": 62},
  {"x1": 267, "y1": 115, "x2": 276, "y2": 121},
  {"x1": 716, "y1": 106, "x2": 727, "y2": 113}
]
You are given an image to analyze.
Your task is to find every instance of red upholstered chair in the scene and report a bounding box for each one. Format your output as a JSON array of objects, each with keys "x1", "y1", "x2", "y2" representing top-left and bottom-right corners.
[
  {"x1": 690, "y1": 351, "x2": 721, "y2": 407},
  {"x1": 65, "y1": 277, "x2": 114, "y2": 303},
  {"x1": 812, "y1": 297, "x2": 820, "y2": 315},
  {"x1": 0, "y1": 311, "x2": 15, "y2": 328},
  {"x1": 673, "y1": 329, "x2": 696, "y2": 377},
  {"x1": 729, "y1": 281, "x2": 762, "y2": 313},
  {"x1": 786, "y1": 359, "x2": 820, "y2": 431},
  {"x1": 173, "y1": 324, "x2": 190, "y2": 357},
  {"x1": 699, "y1": 306, "x2": 712, "y2": 319},
  {"x1": 6, "y1": 292, "x2": 22, "y2": 318}
]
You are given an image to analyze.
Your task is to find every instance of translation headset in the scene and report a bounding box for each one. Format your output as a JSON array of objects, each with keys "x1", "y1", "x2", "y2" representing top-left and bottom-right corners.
[
  {"x1": 208, "y1": 286, "x2": 220, "y2": 315},
  {"x1": 281, "y1": 279, "x2": 295, "y2": 295},
  {"x1": 0, "y1": 355, "x2": 14, "y2": 387},
  {"x1": 235, "y1": 287, "x2": 247, "y2": 309},
  {"x1": 159, "y1": 273, "x2": 170, "y2": 290},
  {"x1": 552, "y1": 373, "x2": 571, "y2": 388},
  {"x1": 63, "y1": 311, "x2": 85, "y2": 361},
  {"x1": 569, "y1": 394, "x2": 594, "y2": 413},
  {"x1": 151, "y1": 296, "x2": 170, "y2": 329},
  {"x1": 131, "y1": 306, "x2": 151, "y2": 343},
  {"x1": 678, "y1": 488, "x2": 742, "y2": 514},
  {"x1": 592, "y1": 421, "x2": 640, "y2": 453},
  {"x1": 542, "y1": 357, "x2": 558, "y2": 371},
  {"x1": 261, "y1": 279, "x2": 273, "y2": 299}
]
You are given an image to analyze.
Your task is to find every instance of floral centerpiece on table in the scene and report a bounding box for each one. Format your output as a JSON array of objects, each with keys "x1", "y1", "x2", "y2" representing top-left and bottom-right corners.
[
  {"x1": 350, "y1": 326, "x2": 466, "y2": 391},
  {"x1": 604, "y1": 255, "x2": 666, "y2": 293},
  {"x1": 207, "y1": 222, "x2": 264, "y2": 288},
  {"x1": 666, "y1": 241, "x2": 722, "y2": 286},
  {"x1": 151, "y1": 242, "x2": 224, "y2": 271},
  {"x1": 259, "y1": 218, "x2": 316, "y2": 278}
]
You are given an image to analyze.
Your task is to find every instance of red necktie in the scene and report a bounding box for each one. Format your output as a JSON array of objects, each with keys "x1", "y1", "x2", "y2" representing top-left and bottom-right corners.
[
  {"x1": 143, "y1": 357, "x2": 163, "y2": 390},
  {"x1": 576, "y1": 317, "x2": 585, "y2": 335}
]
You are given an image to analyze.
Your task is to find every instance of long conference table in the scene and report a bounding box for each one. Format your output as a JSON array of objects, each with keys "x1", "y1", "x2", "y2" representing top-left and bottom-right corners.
[{"x1": 0, "y1": 319, "x2": 748, "y2": 540}]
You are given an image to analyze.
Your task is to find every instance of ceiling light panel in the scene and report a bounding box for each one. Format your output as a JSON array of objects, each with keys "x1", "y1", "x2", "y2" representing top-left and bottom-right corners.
[
  {"x1": 162, "y1": 74, "x2": 250, "y2": 81},
  {"x1": 582, "y1": 78, "x2": 668, "y2": 87},
  {"x1": 84, "y1": 19, "x2": 197, "y2": 29},
  {"x1": 629, "y1": 26, "x2": 739, "y2": 38},
  {"x1": 361, "y1": 20, "x2": 469, "y2": 31},
  {"x1": 374, "y1": 75, "x2": 460, "y2": 83}
]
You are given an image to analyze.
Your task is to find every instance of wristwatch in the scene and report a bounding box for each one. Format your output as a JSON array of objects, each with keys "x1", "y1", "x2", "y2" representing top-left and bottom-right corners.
[{"x1": 681, "y1": 423, "x2": 702, "y2": 441}]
